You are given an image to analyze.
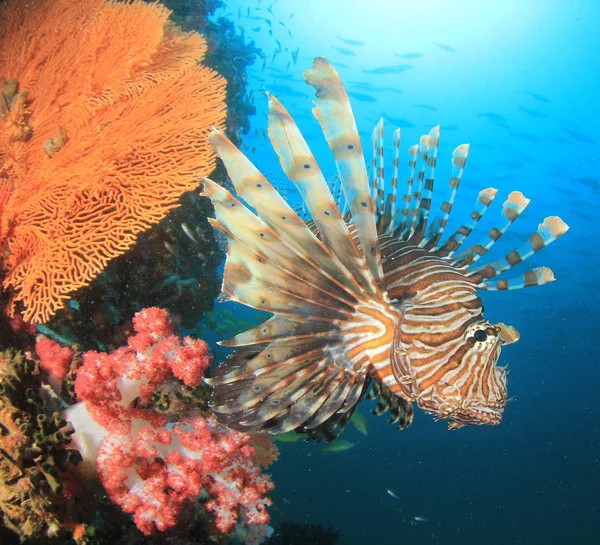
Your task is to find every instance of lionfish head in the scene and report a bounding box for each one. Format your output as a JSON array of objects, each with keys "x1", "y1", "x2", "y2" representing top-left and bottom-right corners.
[{"x1": 401, "y1": 317, "x2": 520, "y2": 429}]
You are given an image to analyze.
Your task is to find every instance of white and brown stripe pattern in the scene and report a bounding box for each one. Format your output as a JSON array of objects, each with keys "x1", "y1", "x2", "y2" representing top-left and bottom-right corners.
[{"x1": 203, "y1": 57, "x2": 569, "y2": 440}]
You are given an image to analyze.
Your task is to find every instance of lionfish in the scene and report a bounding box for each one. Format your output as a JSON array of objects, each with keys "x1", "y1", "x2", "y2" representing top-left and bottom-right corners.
[{"x1": 202, "y1": 58, "x2": 568, "y2": 441}]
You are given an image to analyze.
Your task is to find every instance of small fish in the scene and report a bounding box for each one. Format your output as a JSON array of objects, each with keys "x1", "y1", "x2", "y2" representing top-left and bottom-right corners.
[
  {"x1": 350, "y1": 410, "x2": 369, "y2": 435},
  {"x1": 386, "y1": 488, "x2": 399, "y2": 499},
  {"x1": 433, "y1": 41, "x2": 455, "y2": 51},
  {"x1": 383, "y1": 114, "x2": 415, "y2": 128},
  {"x1": 547, "y1": 134, "x2": 569, "y2": 144},
  {"x1": 564, "y1": 128, "x2": 594, "y2": 143},
  {"x1": 274, "y1": 431, "x2": 308, "y2": 443},
  {"x1": 375, "y1": 86, "x2": 403, "y2": 95},
  {"x1": 348, "y1": 91, "x2": 377, "y2": 103},
  {"x1": 267, "y1": 84, "x2": 307, "y2": 97},
  {"x1": 181, "y1": 223, "x2": 198, "y2": 244},
  {"x1": 477, "y1": 112, "x2": 508, "y2": 124},
  {"x1": 194, "y1": 225, "x2": 208, "y2": 242},
  {"x1": 496, "y1": 160, "x2": 525, "y2": 170},
  {"x1": 322, "y1": 440, "x2": 356, "y2": 453},
  {"x1": 414, "y1": 516, "x2": 428, "y2": 523},
  {"x1": 572, "y1": 177, "x2": 600, "y2": 192},
  {"x1": 163, "y1": 241, "x2": 178, "y2": 256},
  {"x1": 332, "y1": 46, "x2": 357, "y2": 56},
  {"x1": 511, "y1": 131, "x2": 542, "y2": 142},
  {"x1": 292, "y1": 47, "x2": 299, "y2": 65},
  {"x1": 415, "y1": 103, "x2": 438, "y2": 112},
  {"x1": 519, "y1": 105, "x2": 546, "y2": 118},
  {"x1": 395, "y1": 52, "x2": 423, "y2": 59},
  {"x1": 363, "y1": 64, "x2": 413, "y2": 75},
  {"x1": 348, "y1": 81, "x2": 374, "y2": 90},
  {"x1": 526, "y1": 91, "x2": 551, "y2": 103},
  {"x1": 252, "y1": 26, "x2": 261, "y2": 32},
  {"x1": 337, "y1": 35, "x2": 365, "y2": 46},
  {"x1": 266, "y1": 0, "x2": 278, "y2": 14},
  {"x1": 68, "y1": 299, "x2": 80, "y2": 311}
]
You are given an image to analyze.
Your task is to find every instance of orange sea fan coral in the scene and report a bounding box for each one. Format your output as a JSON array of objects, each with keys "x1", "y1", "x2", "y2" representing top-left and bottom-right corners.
[{"x1": 0, "y1": 0, "x2": 227, "y2": 323}]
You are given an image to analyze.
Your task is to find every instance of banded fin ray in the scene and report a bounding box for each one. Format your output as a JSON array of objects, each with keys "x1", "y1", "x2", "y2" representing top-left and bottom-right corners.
[
  {"x1": 203, "y1": 180, "x2": 360, "y2": 314},
  {"x1": 436, "y1": 187, "x2": 497, "y2": 258},
  {"x1": 304, "y1": 57, "x2": 384, "y2": 287},
  {"x1": 413, "y1": 126, "x2": 440, "y2": 245},
  {"x1": 267, "y1": 93, "x2": 375, "y2": 295},
  {"x1": 424, "y1": 143, "x2": 469, "y2": 251},
  {"x1": 208, "y1": 130, "x2": 366, "y2": 297},
  {"x1": 468, "y1": 216, "x2": 569, "y2": 284},
  {"x1": 479, "y1": 266, "x2": 556, "y2": 290},
  {"x1": 453, "y1": 191, "x2": 531, "y2": 268}
]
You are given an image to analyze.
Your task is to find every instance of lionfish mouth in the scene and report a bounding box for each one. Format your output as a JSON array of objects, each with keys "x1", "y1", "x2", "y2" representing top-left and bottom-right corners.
[{"x1": 449, "y1": 404, "x2": 505, "y2": 428}]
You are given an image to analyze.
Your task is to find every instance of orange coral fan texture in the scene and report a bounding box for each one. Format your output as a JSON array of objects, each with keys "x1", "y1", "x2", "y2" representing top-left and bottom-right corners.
[{"x1": 0, "y1": 0, "x2": 227, "y2": 323}]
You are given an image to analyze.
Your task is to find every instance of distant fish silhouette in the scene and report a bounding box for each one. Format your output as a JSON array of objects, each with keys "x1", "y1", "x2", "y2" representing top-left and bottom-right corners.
[
  {"x1": 348, "y1": 81, "x2": 374, "y2": 90},
  {"x1": 332, "y1": 46, "x2": 357, "y2": 56},
  {"x1": 512, "y1": 151, "x2": 536, "y2": 164},
  {"x1": 547, "y1": 135, "x2": 570, "y2": 144},
  {"x1": 548, "y1": 162, "x2": 569, "y2": 174},
  {"x1": 433, "y1": 41, "x2": 455, "y2": 52},
  {"x1": 564, "y1": 128, "x2": 594, "y2": 143},
  {"x1": 337, "y1": 35, "x2": 365, "y2": 46},
  {"x1": 415, "y1": 104, "x2": 438, "y2": 112},
  {"x1": 496, "y1": 160, "x2": 526, "y2": 170},
  {"x1": 511, "y1": 131, "x2": 542, "y2": 142},
  {"x1": 572, "y1": 177, "x2": 600, "y2": 193},
  {"x1": 443, "y1": 124, "x2": 460, "y2": 131},
  {"x1": 363, "y1": 64, "x2": 414, "y2": 75},
  {"x1": 322, "y1": 440, "x2": 356, "y2": 454},
  {"x1": 555, "y1": 187, "x2": 578, "y2": 197},
  {"x1": 348, "y1": 91, "x2": 377, "y2": 103},
  {"x1": 478, "y1": 112, "x2": 508, "y2": 124},
  {"x1": 519, "y1": 105, "x2": 546, "y2": 119},
  {"x1": 375, "y1": 86, "x2": 403, "y2": 94},
  {"x1": 526, "y1": 91, "x2": 551, "y2": 103},
  {"x1": 394, "y1": 52, "x2": 424, "y2": 59},
  {"x1": 267, "y1": 84, "x2": 307, "y2": 98},
  {"x1": 383, "y1": 114, "x2": 415, "y2": 128}
]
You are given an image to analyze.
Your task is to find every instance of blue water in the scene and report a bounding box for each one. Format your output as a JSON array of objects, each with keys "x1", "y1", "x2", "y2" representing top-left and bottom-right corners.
[{"x1": 213, "y1": 1, "x2": 599, "y2": 543}]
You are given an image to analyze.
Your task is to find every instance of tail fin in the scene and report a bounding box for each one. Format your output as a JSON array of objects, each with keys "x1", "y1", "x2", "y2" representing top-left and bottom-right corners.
[{"x1": 203, "y1": 58, "x2": 402, "y2": 438}]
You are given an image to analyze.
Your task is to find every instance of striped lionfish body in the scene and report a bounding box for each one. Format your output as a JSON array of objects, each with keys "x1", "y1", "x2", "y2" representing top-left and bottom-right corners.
[{"x1": 202, "y1": 58, "x2": 568, "y2": 441}]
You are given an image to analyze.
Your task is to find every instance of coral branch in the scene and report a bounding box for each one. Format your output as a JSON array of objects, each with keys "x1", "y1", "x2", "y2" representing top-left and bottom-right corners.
[
  {"x1": 0, "y1": 0, "x2": 227, "y2": 323},
  {"x1": 62, "y1": 308, "x2": 273, "y2": 538}
]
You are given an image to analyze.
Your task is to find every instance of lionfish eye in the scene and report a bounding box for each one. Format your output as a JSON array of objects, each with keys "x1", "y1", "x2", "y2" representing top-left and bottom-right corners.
[{"x1": 473, "y1": 330, "x2": 487, "y2": 342}]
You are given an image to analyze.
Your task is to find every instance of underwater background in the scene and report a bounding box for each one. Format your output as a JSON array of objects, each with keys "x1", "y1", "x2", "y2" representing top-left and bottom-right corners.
[
  {"x1": 0, "y1": 0, "x2": 598, "y2": 544},
  {"x1": 218, "y1": 1, "x2": 599, "y2": 544}
]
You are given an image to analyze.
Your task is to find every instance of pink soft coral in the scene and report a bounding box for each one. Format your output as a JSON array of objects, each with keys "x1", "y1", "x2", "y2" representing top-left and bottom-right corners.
[{"x1": 63, "y1": 307, "x2": 273, "y2": 539}]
